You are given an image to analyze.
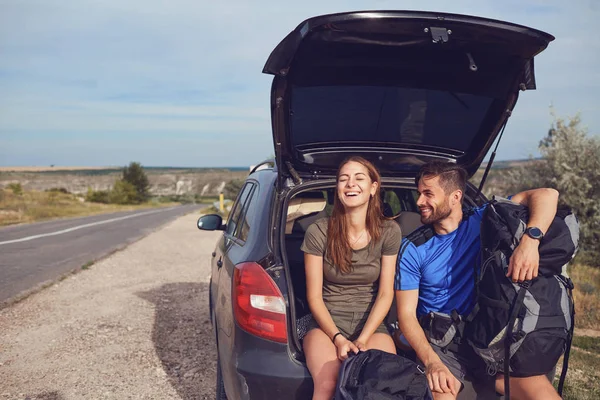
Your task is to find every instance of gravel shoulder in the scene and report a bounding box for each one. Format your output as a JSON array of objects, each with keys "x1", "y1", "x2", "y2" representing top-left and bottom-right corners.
[{"x1": 0, "y1": 212, "x2": 220, "y2": 400}]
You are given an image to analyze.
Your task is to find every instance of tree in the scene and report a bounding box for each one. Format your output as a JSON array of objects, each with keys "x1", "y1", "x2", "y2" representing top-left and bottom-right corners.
[
  {"x1": 535, "y1": 113, "x2": 600, "y2": 265},
  {"x1": 500, "y1": 113, "x2": 599, "y2": 265},
  {"x1": 122, "y1": 162, "x2": 150, "y2": 202},
  {"x1": 479, "y1": 111, "x2": 599, "y2": 265}
]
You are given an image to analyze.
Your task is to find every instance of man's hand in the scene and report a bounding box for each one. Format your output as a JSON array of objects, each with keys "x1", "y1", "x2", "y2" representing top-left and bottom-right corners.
[
  {"x1": 334, "y1": 335, "x2": 359, "y2": 361},
  {"x1": 426, "y1": 360, "x2": 461, "y2": 396},
  {"x1": 507, "y1": 236, "x2": 540, "y2": 282}
]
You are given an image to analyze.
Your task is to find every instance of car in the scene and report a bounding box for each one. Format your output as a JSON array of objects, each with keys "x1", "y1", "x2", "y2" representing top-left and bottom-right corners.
[{"x1": 197, "y1": 10, "x2": 554, "y2": 399}]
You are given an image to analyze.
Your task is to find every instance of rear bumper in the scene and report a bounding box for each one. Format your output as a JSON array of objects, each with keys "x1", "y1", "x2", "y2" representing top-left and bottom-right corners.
[
  {"x1": 223, "y1": 329, "x2": 313, "y2": 399},
  {"x1": 236, "y1": 347, "x2": 312, "y2": 399}
]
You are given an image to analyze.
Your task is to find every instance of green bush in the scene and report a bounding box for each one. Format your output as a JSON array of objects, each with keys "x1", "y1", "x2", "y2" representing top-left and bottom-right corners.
[
  {"x1": 109, "y1": 180, "x2": 139, "y2": 204},
  {"x1": 85, "y1": 188, "x2": 110, "y2": 203},
  {"x1": 7, "y1": 182, "x2": 23, "y2": 195},
  {"x1": 46, "y1": 187, "x2": 69, "y2": 194}
]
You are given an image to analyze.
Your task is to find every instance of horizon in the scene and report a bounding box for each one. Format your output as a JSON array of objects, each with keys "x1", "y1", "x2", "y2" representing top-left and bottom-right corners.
[
  {"x1": 1, "y1": 1, "x2": 598, "y2": 167},
  {"x1": 0, "y1": 158, "x2": 533, "y2": 173}
]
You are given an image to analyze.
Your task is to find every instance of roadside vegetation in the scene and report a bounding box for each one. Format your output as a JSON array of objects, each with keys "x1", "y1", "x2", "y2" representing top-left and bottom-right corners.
[
  {"x1": 0, "y1": 186, "x2": 178, "y2": 226},
  {"x1": 85, "y1": 162, "x2": 151, "y2": 205},
  {"x1": 0, "y1": 161, "x2": 240, "y2": 226},
  {"x1": 0, "y1": 162, "x2": 180, "y2": 226}
]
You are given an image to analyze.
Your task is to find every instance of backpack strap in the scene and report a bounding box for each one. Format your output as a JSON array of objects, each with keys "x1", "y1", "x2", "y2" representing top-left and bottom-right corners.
[
  {"x1": 419, "y1": 311, "x2": 462, "y2": 351},
  {"x1": 464, "y1": 204, "x2": 486, "y2": 319},
  {"x1": 504, "y1": 280, "x2": 529, "y2": 400},
  {"x1": 557, "y1": 277, "x2": 576, "y2": 396}
]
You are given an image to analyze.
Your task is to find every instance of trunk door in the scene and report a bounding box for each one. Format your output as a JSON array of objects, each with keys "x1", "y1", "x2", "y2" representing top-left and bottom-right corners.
[{"x1": 263, "y1": 11, "x2": 554, "y2": 182}]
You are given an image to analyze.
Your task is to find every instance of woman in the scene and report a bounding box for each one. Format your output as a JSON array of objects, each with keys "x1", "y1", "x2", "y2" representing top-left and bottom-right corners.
[{"x1": 301, "y1": 156, "x2": 402, "y2": 400}]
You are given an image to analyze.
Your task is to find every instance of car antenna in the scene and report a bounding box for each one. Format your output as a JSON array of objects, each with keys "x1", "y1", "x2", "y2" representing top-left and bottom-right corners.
[{"x1": 475, "y1": 117, "x2": 509, "y2": 201}]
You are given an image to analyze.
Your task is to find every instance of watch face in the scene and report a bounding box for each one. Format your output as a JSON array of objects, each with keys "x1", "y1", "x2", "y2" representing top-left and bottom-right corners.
[{"x1": 527, "y1": 227, "x2": 543, "y2": 239}]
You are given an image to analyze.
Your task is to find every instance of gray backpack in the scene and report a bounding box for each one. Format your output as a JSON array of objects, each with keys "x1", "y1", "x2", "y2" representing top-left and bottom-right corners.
[{"x1": 465, "y1": 198, "x2": 578, "y2": 398}]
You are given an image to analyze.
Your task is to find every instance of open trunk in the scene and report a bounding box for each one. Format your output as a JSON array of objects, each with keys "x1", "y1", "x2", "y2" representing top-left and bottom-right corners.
[{"x1": 264, "y1": 10, "x2": 554, "y2": 187}]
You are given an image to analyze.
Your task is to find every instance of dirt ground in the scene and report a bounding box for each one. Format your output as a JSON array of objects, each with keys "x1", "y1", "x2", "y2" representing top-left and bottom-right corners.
[{"x1": 0, "y1": 212, "x2": 220, "y2": 400}]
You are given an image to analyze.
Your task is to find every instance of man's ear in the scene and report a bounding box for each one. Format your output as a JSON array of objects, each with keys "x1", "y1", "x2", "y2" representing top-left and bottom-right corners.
[{"x1": 452, "y1": 190, "x2": 463, "y2": 206}]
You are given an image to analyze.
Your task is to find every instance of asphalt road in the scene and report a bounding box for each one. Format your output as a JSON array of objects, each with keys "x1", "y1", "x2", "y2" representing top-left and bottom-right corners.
[{"x1": 0, "y1": 204, "x2": 204, "y2": 306}]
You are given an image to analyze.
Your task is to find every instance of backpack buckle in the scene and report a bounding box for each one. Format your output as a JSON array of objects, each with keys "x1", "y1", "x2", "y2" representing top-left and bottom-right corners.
[
  {"x1": 518, "y1": 280, "x2": 531, "y2": 289},
  {"x1": 451, "y1": 309, "x2": 461, "y2": 324}
]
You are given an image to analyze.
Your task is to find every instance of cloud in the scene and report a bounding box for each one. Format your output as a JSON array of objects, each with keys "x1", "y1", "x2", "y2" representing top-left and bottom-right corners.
[{"x1": 0, "y1": 0, "x2": 598, "y2": 166}]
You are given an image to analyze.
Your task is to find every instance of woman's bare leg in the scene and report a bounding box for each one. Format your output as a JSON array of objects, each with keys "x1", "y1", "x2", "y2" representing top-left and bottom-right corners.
[
  {"x1": 366, "y1": 332, "x2": 397, "y2": 354},
  {"x1": 304, "y1": 328, "x2": 341, "y2": 400}
]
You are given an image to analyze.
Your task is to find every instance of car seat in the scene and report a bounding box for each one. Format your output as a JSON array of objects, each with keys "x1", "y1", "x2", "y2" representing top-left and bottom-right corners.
[
  {"x1": 395, "y1": 211, "x2": 423, "y2": 237},
  {"x1": 285, "y1": 192, "x2": 328, "y2": 319}
]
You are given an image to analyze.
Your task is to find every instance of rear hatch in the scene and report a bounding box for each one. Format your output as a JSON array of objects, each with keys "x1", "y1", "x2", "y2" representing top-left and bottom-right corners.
[{"x1": 263, "y1": 11, "x2": 554, "y2": 184}]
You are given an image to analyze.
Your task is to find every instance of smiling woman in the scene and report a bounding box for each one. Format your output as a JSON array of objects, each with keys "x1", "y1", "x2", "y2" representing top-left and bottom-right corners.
[{"x1": 300, "y1": 156, "x2": 402, "y2": 400}]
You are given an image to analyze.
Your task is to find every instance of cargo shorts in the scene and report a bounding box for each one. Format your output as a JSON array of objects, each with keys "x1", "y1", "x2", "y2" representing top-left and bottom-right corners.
[{"x1": 307, "y1": 308, "x2": 389, "y2": 341}]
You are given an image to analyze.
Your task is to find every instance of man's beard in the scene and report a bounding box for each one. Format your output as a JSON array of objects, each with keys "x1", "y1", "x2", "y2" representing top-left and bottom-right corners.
[{"x1": 420, "y1": 201, "x2": 452, "y2": 224}]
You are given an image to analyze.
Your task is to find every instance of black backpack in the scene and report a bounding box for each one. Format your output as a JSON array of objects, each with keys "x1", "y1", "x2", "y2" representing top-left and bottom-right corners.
[
  {"x1": 465, "y1": 197, "x2": 578, "y2": 398},
  {"x1": 335, "y1": 350, "x2": 433, "y2": 400}
]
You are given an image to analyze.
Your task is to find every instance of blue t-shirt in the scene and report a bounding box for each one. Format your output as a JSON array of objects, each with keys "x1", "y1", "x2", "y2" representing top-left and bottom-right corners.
[{"x1": 394, "y1": 205, "x2": 486, "y2": 317}]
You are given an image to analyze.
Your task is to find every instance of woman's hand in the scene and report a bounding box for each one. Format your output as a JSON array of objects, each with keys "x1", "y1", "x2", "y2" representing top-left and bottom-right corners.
[
  {"x1": 334, "y1": 335, "x2": 359, "y2": 361},
  {"x1": 353, "y1": 336, "x2": 368, "y2": 352}
]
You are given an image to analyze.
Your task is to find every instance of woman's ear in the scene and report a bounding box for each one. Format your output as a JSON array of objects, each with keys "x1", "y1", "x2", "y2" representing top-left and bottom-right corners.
[{"x1": 370, "y1": 181, "x2": 378, "y2": 197}]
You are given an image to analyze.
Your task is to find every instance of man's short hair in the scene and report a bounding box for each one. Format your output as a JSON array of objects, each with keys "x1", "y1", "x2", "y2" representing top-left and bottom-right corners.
[{"x1": 415, "y1": 162, "x2": 468, "y2": 198}]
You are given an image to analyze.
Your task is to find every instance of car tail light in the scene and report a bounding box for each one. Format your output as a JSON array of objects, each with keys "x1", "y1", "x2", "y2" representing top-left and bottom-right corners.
[{"x1": 233, "y1": 262, "x2": 287, "y2": 343}]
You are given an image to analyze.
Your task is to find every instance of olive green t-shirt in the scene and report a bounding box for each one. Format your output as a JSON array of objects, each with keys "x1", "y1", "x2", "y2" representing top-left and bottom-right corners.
[{"x1": 301, "y1": 218, "x2": 402, "y2": 313}]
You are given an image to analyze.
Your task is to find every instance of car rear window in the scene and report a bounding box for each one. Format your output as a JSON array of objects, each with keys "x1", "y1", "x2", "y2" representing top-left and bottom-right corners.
[{"x1": 290, "y1": 85, "x2": 494, "y2": 152}]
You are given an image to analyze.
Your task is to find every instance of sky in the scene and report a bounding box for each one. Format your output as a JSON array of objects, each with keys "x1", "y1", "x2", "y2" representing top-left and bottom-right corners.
[{"x1": 0, "y1": 0, "x2": 598, "y2": 168}]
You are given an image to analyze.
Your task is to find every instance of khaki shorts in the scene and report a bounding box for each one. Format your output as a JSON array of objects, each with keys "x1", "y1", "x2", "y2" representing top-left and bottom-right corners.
[{"x1": 307, "y1": 309, "x2": 389, "y2": 341}]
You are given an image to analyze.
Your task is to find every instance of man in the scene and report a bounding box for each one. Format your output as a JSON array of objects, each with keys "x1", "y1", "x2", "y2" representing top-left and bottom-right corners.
[{"x1": 395, "y1": 161, "x2": 561, "y2": 400}]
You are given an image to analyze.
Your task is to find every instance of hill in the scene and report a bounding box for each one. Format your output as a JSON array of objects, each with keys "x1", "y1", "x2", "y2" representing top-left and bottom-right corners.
[{"x1": 0, "y1": 168, "x2": 250, "y2": 197}]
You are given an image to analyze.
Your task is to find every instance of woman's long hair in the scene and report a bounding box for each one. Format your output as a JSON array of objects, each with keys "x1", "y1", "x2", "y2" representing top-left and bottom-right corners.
[{"x1": 326, "y1": 156, "x2": 384, "y2": 273}]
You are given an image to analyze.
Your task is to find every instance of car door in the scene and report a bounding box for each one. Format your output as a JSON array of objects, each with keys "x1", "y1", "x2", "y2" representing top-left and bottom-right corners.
[
  {"x1": 215, "y1": 182, "x2": 255, "y2": 338},
  {"x1": 214, "y1": 181, "x2": 258, "y2": 396}
]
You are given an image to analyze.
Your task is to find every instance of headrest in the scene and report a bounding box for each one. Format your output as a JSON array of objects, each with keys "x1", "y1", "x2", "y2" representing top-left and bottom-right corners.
[
  {"x1": 286, "y1": 195, "x2": 327, "y2": 234},
  {"x1": 395, "y1": 211, "x2": 423, "y2": 236}
]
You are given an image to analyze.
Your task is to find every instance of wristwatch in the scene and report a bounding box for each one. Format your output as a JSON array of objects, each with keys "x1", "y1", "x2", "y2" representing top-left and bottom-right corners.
[{"x1": 525, "y1": 226, "x2": 544, "y2": 241}]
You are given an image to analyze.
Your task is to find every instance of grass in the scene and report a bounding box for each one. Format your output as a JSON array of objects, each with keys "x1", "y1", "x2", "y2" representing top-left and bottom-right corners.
[
  {"x1": 550, "y1": 263, "x2": 600, "y2": 399},
  {"x1": 555, "y1": 345, "x2": 600, "y2": 400},
  {"x1": 0, "y1": 188, "x2": 179, "y2": 226},
  {"x1": 569, "y1": 264, "x2": 600, "y2": 331},
  {"x1": 81, "y1": 261, "x2": 94, "y2": 270},
  {"x1": 572, "y1": 336, "x2": 600, "y2": 353}
]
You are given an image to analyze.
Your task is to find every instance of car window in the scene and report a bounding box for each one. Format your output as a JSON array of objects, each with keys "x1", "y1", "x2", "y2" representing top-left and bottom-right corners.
[
  {"x1": 383, "y1": 190, "x2": 401, "y2": 215},
  {"x1": 234, "y1": 184, "x2": 258, "y2": 242},
  {"x1": 291, "y1": 86, "x2": 493, "y2": 152},
  {"x1": 225, "y1": 183, "x2": 254, "y2": 237}
]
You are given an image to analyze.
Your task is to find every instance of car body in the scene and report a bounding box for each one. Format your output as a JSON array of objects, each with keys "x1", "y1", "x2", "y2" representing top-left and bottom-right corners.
[{"x1": 198, "y1": 10, "x2": 554, "y2": 399}]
